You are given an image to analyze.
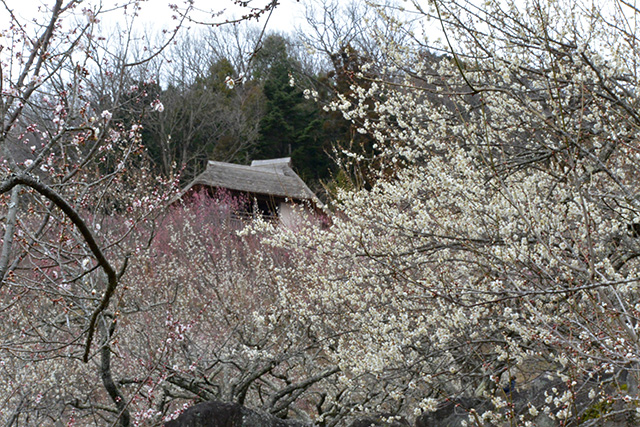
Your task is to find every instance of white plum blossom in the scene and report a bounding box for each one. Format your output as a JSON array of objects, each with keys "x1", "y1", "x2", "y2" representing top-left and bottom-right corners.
[{"x1": 151, "y1": 100, "x2": 164, "y2": 112}]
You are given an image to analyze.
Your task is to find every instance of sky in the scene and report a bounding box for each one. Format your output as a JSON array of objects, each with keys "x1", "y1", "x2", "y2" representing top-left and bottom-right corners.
[
  {"x1": 1, "y1": 0, "x2": 309, "y2": 34},
  {"x1": 0, "y1": 0, "x2": 321, "y2": 90}
]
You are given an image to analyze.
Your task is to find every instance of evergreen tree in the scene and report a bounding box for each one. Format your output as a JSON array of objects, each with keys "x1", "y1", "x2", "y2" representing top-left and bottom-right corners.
[{"x1": 253, "y1": 34, "x2": 334, "y2": 187}]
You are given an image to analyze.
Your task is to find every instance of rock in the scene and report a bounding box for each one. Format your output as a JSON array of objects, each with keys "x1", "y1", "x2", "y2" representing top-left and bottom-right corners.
[
  {"x1": 414, "y1": 373, "x2": 640, "y2": 427},
  {"x1": 164, "y1": 400, "x2": 308, "y2": 427}
]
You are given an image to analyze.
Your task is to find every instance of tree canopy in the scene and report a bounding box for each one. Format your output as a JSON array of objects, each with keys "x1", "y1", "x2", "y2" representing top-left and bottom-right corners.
[{"x1": 3, "y1": 0, "x2": 640, "y2": 426}]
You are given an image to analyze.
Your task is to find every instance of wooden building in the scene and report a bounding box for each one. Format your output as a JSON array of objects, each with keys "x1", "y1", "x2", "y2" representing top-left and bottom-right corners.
[{"x1": 177, "y1": 158, "x2": 325, "y2": 227}]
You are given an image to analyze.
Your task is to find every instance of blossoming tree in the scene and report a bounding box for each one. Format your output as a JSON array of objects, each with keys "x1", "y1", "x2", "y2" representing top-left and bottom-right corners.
[
  {"x1": 0, "y1": 1, "x2": 282, "y2": 425},
  {"x1": 260, "y1": 0, "x2": 640, "y2": 424}
]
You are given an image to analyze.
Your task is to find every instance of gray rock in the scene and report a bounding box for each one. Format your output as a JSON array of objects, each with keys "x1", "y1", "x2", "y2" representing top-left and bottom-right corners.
[
  {"x1": 164, "y1": 400, "x2": 308, "y2": 427},
  {"x1": 414, "y1": 373, "x2": 639, "y2": 427}
]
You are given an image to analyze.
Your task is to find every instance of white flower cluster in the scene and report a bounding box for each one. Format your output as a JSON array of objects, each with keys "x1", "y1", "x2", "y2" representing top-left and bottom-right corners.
[{"x1": 255, "y1": 0, "x2": 640, "y2": 423}]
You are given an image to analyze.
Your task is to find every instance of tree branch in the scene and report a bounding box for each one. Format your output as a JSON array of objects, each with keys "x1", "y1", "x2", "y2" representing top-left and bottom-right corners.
[
  {"x1": 101, "y1": 317, "x2": 131, "y2": 427},
  {"x1": 0, "y1": 173, "x2": 119, "y2": 362},
  {"x1": 266, "y1": 366, "x2": 340, "y2": 414},
  {"x1": 0, "y1": 186, "x2": 20, "y2": 284}
]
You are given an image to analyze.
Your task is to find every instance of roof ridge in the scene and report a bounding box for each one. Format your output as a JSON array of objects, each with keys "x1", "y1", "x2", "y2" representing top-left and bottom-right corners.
[{"x1": 207, "y1": 160, "x2": 289, "y2": 176}]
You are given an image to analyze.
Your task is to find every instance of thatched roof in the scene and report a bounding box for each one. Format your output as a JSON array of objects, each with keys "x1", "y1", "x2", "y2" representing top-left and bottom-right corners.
[{"x1": 180, "y1": 157, "x2": 319, "y2": 203}]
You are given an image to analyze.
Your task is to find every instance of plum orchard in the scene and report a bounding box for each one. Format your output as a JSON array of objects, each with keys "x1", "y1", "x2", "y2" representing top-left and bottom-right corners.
[
  {"x1": 260, "y1": 0, "x2": 640, "y2": 424},
  {"x1": 4, "y1": 0, "x2": 640, "y2": 425}
]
